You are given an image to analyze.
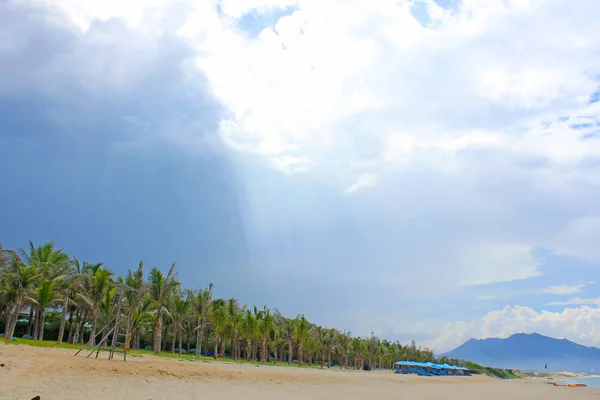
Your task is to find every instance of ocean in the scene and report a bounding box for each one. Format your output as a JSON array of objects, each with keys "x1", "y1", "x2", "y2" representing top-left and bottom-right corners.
[{"x1": 565, "y1": 377, "x2": 600, "y2": 389}]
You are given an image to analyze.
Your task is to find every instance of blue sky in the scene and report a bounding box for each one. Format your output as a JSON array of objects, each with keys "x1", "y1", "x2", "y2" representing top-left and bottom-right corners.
[{"x1": 1, "y1": 0, "x2": 600, "y2": 352}]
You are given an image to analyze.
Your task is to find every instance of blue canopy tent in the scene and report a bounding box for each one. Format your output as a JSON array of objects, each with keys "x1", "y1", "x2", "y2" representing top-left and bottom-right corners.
[{"x1": 394, "y1": 360, "x2": 470, "y2": 376}]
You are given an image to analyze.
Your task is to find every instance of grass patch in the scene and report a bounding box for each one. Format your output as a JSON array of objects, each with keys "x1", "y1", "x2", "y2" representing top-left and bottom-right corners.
[
  {"x1": 462, "y1": 361, "x2": 520, "y2": 379},
  {"x1": 0, "y1": 338, "x2": 325, "y2": 369}
]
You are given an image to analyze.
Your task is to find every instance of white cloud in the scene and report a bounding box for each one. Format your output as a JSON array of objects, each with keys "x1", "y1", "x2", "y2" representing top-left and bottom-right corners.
[
  {"x1": 346, "y1": 173, "x2": 377, "y2": 193},
  {"x1": 547, "y1": 217, "x2": 600, "y2": 262},
  {"x1": 431, "y1": 305, "x2": 600, "y2": 353},
  {"x1": 549, "y1": 297, "x2": 600, "y2": 306},
  {"x1": 454, "y1": 243, "x2": 540, "y2": 286},
  {"x1": 539, "y1": 283, "x2": 590, "y2": 296},
  {"x1": 186, "y1": 0, "x2": 600, "y2": 178}
]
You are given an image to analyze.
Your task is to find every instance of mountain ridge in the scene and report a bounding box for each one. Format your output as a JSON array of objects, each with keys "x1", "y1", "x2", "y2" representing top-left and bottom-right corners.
[{"x1": 442, "y1": 333, "x2": 600, "y2": 372}]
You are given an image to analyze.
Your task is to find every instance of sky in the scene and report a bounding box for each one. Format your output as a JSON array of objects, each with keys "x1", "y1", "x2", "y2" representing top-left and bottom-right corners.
[{"x1": 1, "y1": 0, "x2": 600, "y2": 353}]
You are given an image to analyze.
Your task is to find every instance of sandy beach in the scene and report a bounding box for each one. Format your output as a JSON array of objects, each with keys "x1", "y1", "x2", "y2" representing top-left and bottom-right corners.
[{"x1": 0, "y1": 343, "x2": 597, "y2": 400}]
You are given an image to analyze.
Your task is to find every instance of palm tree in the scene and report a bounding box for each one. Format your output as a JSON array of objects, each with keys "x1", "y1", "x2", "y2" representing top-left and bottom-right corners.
[
  {"x1": 191, "y1": 283, "x2": 213, "y2": 358},
  {"x1": 32, "y1": 279, "x2": 59, "y2": 341},
  {"x1": 172, "y1": 295, "x2": 189, "y2": 355},
  {"x1": 209, "y1": 298, "x2": 230, "y2": 358},
  {"x1": 2, "y1": 252, "x2": 39, "y2": 340},
  {"x1": 240, "y1": 308, "x2": 257, "y2": 361},
  {"x1": 256, "y1": 305, "x2": 274, "y2": 362},
  {"x1": 20, "y1": 241, "x2": 70, "y2": 279},
  {"x1": 275, "y1": 309, "x2": 297, "y2": 364},
  {"x1": 227, "y1": 298, "x2": 243, "y2": 360},
  {"x1": 350, "y1": 337, "x2": 363, "y2": 369},
  {"x1": 305, "y1": 337, "x2": 321, "y2": 367},
  {"x1": 77, "y1": 263, "x2": 113, "y2": 345},
  {"x1": 294, "y1": 315, "x2": 311, "y2": 365},
  {"x1": 121, "y1": 261, "x2": 146, "y2": 350},
  {"x1": 336, "y1": 330, "x2": 351, "y2": 368},
  {"x1": 19, "y1": 241, "x2": 69, "y2": 338},
  {"x1": 147, "y1": 263, "x2": 178, "y2": 354}
]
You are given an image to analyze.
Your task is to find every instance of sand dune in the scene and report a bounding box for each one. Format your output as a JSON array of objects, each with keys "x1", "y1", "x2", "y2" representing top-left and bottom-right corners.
[{"x1": 1, "y1": 343, "x2": 597, "y2": 400}]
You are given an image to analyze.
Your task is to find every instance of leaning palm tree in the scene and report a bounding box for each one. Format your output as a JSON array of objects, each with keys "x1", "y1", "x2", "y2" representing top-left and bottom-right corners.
[
  {"x1": 147, "y1": 263, "x2": 178, "y2": 354},
  {"x1": 191, "y1": 283, "x2": 213, "y2": 358},
  {"x1": 2, "y1": 252, "x2": 39, "y2": 340},
  {"x1": 275, "y1": 309, "x2": 296, "y2": 365}
]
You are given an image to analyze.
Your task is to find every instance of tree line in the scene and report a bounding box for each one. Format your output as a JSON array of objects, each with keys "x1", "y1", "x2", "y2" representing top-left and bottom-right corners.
[{"x1": 0, "y1": 241, "x2": 463, "y2": 369}]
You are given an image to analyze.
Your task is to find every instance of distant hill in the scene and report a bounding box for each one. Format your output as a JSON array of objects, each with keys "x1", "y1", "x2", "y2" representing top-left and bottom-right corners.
[{"x1": 443, "y1": 333, "x2": 600, "y2": 372}]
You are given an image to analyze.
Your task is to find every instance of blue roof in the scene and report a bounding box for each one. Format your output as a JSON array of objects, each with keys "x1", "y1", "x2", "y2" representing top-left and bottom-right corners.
[{"x1": 394, "y1": 360, "x2": 468, "y2": 370}]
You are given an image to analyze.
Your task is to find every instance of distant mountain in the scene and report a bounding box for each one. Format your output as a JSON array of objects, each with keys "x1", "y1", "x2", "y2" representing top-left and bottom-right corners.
[{"x1": 443, "y1": 333, "x2": 600, "y2": 372}]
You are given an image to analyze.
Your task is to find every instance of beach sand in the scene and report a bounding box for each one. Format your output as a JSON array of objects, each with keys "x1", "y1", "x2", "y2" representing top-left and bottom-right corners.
[{"x1": 1, "y1": 343, "x2": 597, "y2": 400}]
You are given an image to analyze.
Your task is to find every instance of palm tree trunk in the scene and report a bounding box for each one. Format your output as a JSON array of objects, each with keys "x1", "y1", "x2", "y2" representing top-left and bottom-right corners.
[
  {"x1": 153, "y1": 307, "x2": 163, "y2": 354},
  {"x1": 6, "y1": 300, "x2": 22, "y2": 340},
  {"x1": 88, "y1": 313, "x2": 98, "y2": 346},
  {"x1": 26, "y1": 308, "x2": 34, "y2": 336},
  {"x1": 186, "y1": 333, "x2": 191, "y2": 353},
  {"x1": 125, "y1": 314, "x2": 132, "y2": 350},
  {"x1": 32, "y1": 309, "x2": 40, "y2": 340},
  {"x1": 220, "y1": 337, "x2": 226, "y2": 358},
  {"x1": 246, "y1": 341, "x2": 252, "y2": 361},
  {"x1": 38, "y1": 310, "x2": 46, "y2": 341},
  {"x1": 195, "y1": 328, "x2": 202, "y2": 358},
  {"x1": 298, "y1": 344, "x2": 304, "y2": 365},
  {"x1": 67, "y1": 311, "x2": 74, "y2": 343},
  {"x1": 288, "y1": 339, "x2": 293, "y2": 364},
  {"x1": 171, "y1": 331, "x2": 176, "y2": 353},
  {"x1": 78, "y1": 310, "x2": 87, "y2": 342},
  {"x1": 178, "y1": 329, "x2": 183, "y2": 356},
  {"x1": 57, "y1": 295, "x2": 69, "y2": 344},
  {"x1": 162, "y1": 324, "x2": 168, "y2": 351},
  {"x1": 213, "y1": 333, "x2": 218, "y2": 359},
  {"x1": 4, "y1": 308, "x2": 12, "y2": 337}
]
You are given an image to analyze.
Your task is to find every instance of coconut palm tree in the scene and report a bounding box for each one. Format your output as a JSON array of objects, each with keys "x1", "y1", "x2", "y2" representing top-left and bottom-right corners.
[
  {"x1": 240, "y1": 308, "x2": 257, "y2": 361},
  {"x1": 227, "y1": 298, "x2": 243, "y2": 360},
  {"x1": 209, "y1": 298, "x2": 230, "y2": 358},
  {"x1": 18, "y1": 242, "x2": 69, "y2": 337},
  {"x1": 2, "y1": 252, "x2": 39, "y2": 340},
  {"x1": 55, "y1": 269, "x2": 79, "y2": 345},
  {"x1": 147, "y1": 263, "x2": 178, "y2": 354},
  {"x1": 77, "y1": 263, "x2": 113, "y2": 345},
  {"x1": 172, "y1": 295, "x2": 189, "y2": 355},
  {"x1": 32, "y1": 279, "x2": 60, "y2": 341},
  {"x1": 336, "y1": 330, "x2": 351, "y2": 368},
  {"x1": 275, "y1": 309, "x2": 296, "y2": 364},
  {"x1": 305, "y1": 337, "x2": 321, "y2": 367},
  {"x1": 20, "y1": 241, "x2": 70, "y2": 279},
  {"x1": 191, "y1": 283, "x2": 213, "y2": 358},
  {"x1": 256, "y1": 305, "x2": 274, "y2": 362},
  {"x1": 121, "y1": 261, "x2": 146, "y2": 349},
  {"x1": 294, "y1": 314, "x2": 311, "y2": 365}
]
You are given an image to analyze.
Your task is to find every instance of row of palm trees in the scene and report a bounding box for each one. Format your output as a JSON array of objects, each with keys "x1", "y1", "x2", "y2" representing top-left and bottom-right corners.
[{"x1": 0, "y1": 241, "x2": 460, "y2": 369}]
